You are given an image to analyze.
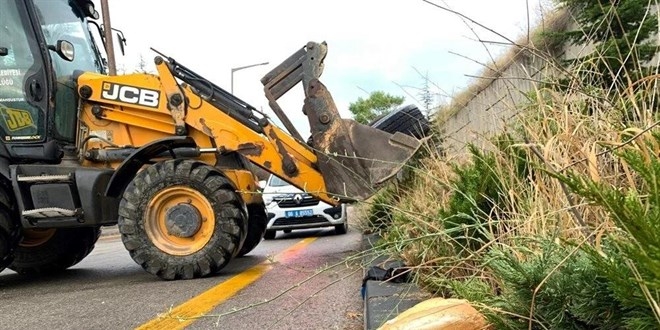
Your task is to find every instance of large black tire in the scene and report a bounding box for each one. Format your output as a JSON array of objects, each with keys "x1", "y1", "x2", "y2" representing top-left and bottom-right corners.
[
  {"x1": 263, "y1": 230, "x2": 276, "y2": 240},
  {"x1": 118, "y1": 159, "x2": 246, "y2": 280},
  {"x1": 369, "y1": 104, "x2": 430, "y2": 139},
  {"x1": 0, "y1": 181, "x2": 20, "y2": 273},
  {"x1": 237, "y1": 203, "x2": 268, "y2": 257},
  {"x1": 334, "y1": 205, "x2": 348, "y2": 235},
  {"x1": 334, "y1": 221, "x2": 348, "y2": 235},
  {"x1": 9, "y1": 227, "x2": 101, "y2": 275}
]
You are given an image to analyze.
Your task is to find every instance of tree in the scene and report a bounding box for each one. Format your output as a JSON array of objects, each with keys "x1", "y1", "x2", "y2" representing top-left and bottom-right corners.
[
  {"x1": 348, "y1": 91, "x2": 404, "y2": 124},
  {"x1": 418, "y1": 72, "x2": 434, "y2": 116},
  {"x1": 134, "y1": 54, "x2": 154, "y2": 74},
  {"x1": 553, "y1": 0, "x2": 658, "y2": 89}
]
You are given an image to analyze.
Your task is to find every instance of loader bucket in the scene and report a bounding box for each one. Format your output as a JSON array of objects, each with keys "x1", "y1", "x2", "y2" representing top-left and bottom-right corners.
[
  {"x1": 262, "y1": 41, "x2": 423, "y2": 202},
  {"x1": 304, "y1": 79, "x2": 422, "y2": 202}
]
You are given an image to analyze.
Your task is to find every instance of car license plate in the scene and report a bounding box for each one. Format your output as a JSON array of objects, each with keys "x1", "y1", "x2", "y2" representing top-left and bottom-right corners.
[{"x1": 285, "y1": 209, "x2": 314, "y2": 218}]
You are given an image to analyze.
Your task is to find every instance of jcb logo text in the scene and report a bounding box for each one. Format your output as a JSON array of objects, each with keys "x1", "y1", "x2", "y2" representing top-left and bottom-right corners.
[
  {"x1": 101, "y1": 82, "x2": 160, "y2": 108},
  {"x1": 0, "y1": 107, "x2": 34, "y2": 131}
]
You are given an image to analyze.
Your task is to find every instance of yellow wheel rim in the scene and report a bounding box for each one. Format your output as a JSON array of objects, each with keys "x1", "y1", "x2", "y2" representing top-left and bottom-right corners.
[
  {"x1": 20, "y1": 228, "x2": 56, "y2": 247},
  {"x1": 145, "y1": 186, "x2": 215, "y2": 256}
]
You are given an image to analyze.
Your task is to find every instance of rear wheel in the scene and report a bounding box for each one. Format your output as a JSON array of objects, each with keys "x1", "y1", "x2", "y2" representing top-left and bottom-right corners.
[
  {"x1": 236, "y1": 203, "x2": 268, "y2": 257},
  {"x1": 263, "y1": 230, "x2": 276, "y2": 240},
  {"x1": 0, "y1": 182, "x2": 20, "y2": 273},
  {"x1": 118, "y1": 159, "x2": 246, "y2": 280},
  {"x1": 9, "y1": 227, "x2": 100, "y2": 275}
]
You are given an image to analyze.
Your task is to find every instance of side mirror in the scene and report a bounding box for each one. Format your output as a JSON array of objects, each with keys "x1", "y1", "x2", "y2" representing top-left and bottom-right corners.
[
  {"x1": 116, "y1": 32, "x2": 125, "y2": 55},
  {"x1": 81, "y1": 1, "x2": 99, "y2": 19},
  {"x1": 48, "y1": 40, "x2": 75, "y2": 62},
  {"x1": 258, "y1": 180, "x2": 267, "y2": 189},
  {"x1": 0, "y1": 47, "x2": 8, "y2": 56}
]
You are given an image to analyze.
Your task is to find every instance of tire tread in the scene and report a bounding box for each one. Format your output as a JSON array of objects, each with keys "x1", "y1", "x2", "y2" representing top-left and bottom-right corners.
[
  {"x1": 369, "y1": 104, "x2": 430, "y2": 139},
  {"x1": 118, "y1": 160, "x2": 246, "y2": 280}
]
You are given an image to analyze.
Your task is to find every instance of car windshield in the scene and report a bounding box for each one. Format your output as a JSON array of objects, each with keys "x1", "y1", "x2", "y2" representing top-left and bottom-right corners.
[{"x1": 268, "y1": 176, "x2": 291, "y2": 187}]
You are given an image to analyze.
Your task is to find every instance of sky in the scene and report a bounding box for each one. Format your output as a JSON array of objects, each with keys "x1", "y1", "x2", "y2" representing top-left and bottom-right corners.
[{"x1": 94, "y1": 0, "x2": 552, "y2": 138}]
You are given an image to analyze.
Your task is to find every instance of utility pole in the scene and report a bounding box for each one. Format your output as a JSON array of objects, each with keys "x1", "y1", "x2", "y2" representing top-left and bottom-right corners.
[{"x1": 100, "y1": 0, "x2": 116, "y2": 75}]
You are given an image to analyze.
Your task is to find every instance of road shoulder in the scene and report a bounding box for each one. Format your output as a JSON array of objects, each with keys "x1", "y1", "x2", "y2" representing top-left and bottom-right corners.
[{"x1": 361, "y1": 234, "x2": 429, "y2": 330}]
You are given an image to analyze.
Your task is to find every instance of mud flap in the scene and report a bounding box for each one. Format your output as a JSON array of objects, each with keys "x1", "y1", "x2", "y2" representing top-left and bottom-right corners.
[{"x1": 304, "y1": 79, "x2": 422, "y2": 202}]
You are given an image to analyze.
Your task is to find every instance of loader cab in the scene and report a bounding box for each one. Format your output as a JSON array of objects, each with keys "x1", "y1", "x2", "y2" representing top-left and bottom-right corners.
[{"x1": 0, "y1": 0, "x2": 105, "y2": 162}]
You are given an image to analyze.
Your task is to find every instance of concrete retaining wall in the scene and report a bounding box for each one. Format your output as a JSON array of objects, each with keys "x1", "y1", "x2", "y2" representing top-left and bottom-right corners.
[
  {"x1": 437, "y1": 9, "x2": 576, "y2": 156},
  {"x1": 440, "y1": 53, "x2": 550, "y2": 154}
]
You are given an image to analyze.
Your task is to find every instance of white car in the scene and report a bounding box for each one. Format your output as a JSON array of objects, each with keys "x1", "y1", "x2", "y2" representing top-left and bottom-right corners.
[{"x1": 261, "y1": 175, "x2": 348, "y2": 239}]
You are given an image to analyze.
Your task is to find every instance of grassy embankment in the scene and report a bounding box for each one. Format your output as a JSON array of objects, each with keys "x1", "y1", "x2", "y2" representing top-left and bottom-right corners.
[{"x1": 361, "y1": 6, "x2": 660, "y2": 329}]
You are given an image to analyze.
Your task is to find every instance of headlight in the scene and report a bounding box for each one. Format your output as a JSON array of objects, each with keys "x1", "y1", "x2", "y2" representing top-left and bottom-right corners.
[
  {"x1": 263, "y1": 195, "x2": 274, "y2": 205},
  {"x1": 263, "y1": 193, "x2": 294, "y2": 206}
]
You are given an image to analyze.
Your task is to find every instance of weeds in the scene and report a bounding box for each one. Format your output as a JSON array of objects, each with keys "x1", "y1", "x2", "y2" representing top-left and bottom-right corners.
[{"x1": 365, "y1": 1, "x2": 660, "y2": 328}]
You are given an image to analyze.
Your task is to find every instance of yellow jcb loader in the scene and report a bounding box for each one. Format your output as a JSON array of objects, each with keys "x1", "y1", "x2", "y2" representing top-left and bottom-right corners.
[{"x1": 0, "y1": 0, "x2": 421, "y2": 279}]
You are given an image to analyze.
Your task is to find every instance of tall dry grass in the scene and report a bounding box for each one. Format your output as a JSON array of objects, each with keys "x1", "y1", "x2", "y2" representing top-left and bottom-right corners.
[{"x1": 363, "y1": 2, "x2": 660, "y2": 327}]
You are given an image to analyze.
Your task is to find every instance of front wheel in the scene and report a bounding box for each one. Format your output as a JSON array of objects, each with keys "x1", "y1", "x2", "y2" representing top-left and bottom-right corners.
[
  {"x1": 118, "y1": 159, "x2": 246, "y2": 280},
  {"x1": 236, "y1": 203, "x2": 268, "y2": 257},
  {"x1": 334, "y1": 221, "x2": 348, "y2": 235}
]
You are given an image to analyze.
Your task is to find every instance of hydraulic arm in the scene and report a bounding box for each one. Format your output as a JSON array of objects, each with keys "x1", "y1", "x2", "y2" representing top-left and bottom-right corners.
[{"x1": 76, "y1": 41, "x2": 421, "y2": 205}]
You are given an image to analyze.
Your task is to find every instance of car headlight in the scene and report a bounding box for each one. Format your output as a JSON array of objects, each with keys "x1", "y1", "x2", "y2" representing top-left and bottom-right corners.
[{"x1": 263, "y1": 195, "x2": 274, "y2": 205}]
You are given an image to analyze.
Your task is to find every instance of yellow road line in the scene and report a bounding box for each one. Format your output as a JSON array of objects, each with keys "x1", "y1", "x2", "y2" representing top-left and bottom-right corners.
[{"x1": 136, "y1": 237, "x2": 317, "y2": 330}]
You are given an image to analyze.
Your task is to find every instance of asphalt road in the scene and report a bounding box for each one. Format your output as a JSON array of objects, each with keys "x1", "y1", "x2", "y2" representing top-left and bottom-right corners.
[{"x1": 0, "y1": 226, "x2": 365, "y2": 330}]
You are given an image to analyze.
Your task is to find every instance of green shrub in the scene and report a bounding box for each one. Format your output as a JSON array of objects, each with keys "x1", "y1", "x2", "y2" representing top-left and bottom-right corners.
[
  {"x1": 438, "y1": 138, "x2": 530, "y2": 252},
  {"x1": 454, "y1": 240, "x2": 632, "y2": 329},
  {"x1": 449, "y1": 133, "x2": 660, "y2": 329},
  {"x1": 554, "y1": 133, "x2": 660, "y2": 327},
  {"x1": 366, "y1": 185, "x2": 398, "y2": 232}
]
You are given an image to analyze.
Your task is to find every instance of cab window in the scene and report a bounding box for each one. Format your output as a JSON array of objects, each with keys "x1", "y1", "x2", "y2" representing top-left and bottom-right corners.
[
  {"x1": 0, "y1": 0, "x2": 44, "y2": 141},
  {"x1": 33, "y1": 0, "x2": 104, "y2": 141}
]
